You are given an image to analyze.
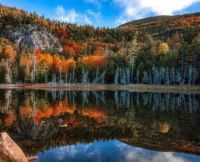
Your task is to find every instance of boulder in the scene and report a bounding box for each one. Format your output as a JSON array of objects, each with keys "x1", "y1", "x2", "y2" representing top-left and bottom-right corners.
[{"x1": 0, "y1": 132, "x2": 28, "y2": 162}]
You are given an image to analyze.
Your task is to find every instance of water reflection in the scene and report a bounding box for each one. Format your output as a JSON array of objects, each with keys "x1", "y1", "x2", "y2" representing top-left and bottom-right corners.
[
  {"x1": 0, "y1": 90, "x2": 199, "y2": 159},
  {"x1": 37, "y1": 140, "x2": 200, "y2": 162}
]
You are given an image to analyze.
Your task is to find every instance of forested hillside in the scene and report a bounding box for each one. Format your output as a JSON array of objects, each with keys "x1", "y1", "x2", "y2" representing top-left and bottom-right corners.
[
  {"x1": 120, "y1": 13, "x2": 200, "y2": 41},
  {"x1": 0, "y1": 4, "x2": 200, "y2": 85}
]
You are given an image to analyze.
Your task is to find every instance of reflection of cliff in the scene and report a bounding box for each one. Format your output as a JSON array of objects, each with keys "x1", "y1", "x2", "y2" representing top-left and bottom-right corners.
[{"x1": 0, "y1": 90, "x2": 199, "y2": 155}]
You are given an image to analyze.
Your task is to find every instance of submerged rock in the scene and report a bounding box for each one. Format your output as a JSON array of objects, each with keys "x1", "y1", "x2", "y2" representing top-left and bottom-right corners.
[{"x1": 0, "y1": 132, "x2": 28, "y2": 162}]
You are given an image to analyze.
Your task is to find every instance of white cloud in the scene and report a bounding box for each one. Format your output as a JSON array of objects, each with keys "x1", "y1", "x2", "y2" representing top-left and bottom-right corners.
[
  {"x1": 55, "y1": 6, "x2": 92, "y2": 25},
  {"x1": 139, "y1": 0, "x2": 199, "y2": 15},
  {"x1": 116, "y1": 142, "x2": 191, "y2": 162},
  {"x1": 115, "y1": 0, "x2": 200, "y2": 24}
]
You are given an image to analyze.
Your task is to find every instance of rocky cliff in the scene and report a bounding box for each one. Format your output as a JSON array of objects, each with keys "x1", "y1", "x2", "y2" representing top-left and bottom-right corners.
[{"x1": 7, "y1": 25, "x2": 63, "y2": 52}]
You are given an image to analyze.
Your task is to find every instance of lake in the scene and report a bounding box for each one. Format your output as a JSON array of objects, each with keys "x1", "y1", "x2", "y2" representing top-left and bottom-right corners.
[{"x1": 0, "y1": 90, "x2": 199, "y2": 162}]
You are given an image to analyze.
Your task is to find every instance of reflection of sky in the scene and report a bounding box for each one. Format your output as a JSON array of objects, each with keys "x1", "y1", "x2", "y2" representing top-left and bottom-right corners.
[{"x1": 37, "y1": 140, "x2": 200, "y2": 162}]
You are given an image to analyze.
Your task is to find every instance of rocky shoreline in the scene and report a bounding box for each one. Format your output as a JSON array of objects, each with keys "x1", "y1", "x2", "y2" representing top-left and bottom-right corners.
[{"x1": 0, "y1": 132, "x2": 37, "y2": 162}]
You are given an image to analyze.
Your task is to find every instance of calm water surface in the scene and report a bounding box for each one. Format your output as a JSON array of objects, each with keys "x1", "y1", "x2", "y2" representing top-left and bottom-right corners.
[{"x1": 0, "y1": 90, "x2": 199, "y2": 162}]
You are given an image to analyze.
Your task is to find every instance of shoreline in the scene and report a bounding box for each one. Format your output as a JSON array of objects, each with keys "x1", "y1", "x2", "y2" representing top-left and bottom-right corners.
[{"x1": 0, "y1": 83, "x2": 200, "y2": 94}]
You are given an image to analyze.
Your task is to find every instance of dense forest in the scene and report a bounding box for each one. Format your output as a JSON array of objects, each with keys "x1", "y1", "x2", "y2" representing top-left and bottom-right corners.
[{"x1": 0, "y1": 4, "x2": 200, "y2": 85}]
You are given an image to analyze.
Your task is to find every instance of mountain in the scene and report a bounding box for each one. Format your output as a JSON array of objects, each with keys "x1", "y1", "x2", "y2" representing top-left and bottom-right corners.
[
  {"x1": 119, "y1": 13, "x2": 200, "y2": 40},
  {"x1": 1, "y1": 4, "x2": 200, "y2": 46}
]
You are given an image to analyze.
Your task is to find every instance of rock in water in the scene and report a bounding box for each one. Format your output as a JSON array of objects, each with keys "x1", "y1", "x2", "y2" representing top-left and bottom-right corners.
[{"x1": 0, "y1": 132, "x2": 28, "y2": 162}]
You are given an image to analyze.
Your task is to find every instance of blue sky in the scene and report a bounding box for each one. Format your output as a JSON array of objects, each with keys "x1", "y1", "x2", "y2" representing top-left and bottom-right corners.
[{"x1": 1, "y1": 0, "x2": 200, "y2": 27}]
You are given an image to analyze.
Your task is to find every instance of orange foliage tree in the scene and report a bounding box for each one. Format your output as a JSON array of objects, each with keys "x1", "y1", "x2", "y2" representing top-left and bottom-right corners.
[
  {"x1": 0, "y1": 39, "x2": 17, "y2": 83},
  {"x1": 80, "y1": 55, "x2": 107, "y2": 69},
  {"x1": 31, "y1": 49, "x2": 54, "y2": 81},
  {"x1": 3, "y1": 45, "x2": 16, "y2": 61},
  {"x1": 53, "y1": 55, "x2": 76, "y2": 74},
  {"x1": 36, "y1": 52, "x2": 53, "y2": 70},
  {"x1": 20, "y1": 54, "x2": 33, "y2": 80},
  {"x1": 62, "y1": 40, "x2": 79, "y2": 57}
]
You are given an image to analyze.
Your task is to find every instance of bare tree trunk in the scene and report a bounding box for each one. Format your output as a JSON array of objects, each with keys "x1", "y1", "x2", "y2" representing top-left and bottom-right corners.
[
  {"x1": 4, "y1": 61, "x2": 12, "y2": 83},
  {"x1": 31, "y1": 54, "x2": 36, "y2": 83}
]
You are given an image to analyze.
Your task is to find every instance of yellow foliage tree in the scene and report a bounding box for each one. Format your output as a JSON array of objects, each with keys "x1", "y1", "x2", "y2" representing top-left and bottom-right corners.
[{"x1": 158, "y1": 42, "x2": 169, "y2": 54}]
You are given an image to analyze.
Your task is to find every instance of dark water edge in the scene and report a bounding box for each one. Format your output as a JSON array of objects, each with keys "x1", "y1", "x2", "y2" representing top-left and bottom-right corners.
[{"x1": 0, "y1": 89, "x2": 199, "y2": 161}]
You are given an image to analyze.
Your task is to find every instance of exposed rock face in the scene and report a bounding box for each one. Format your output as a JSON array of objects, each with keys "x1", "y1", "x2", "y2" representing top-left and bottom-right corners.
[
  {"x1": 0, "y1": 132, "x2": 28, "y2": 162},
  {"x1": 10, "y1": 25, "x2": 62, "y2": 52}
]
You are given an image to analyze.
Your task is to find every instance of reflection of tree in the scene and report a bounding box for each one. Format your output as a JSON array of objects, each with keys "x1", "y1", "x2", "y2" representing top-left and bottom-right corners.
[
  {"x1": 0, "y1": 90, "x2": 199, "y2": 155},
  {"x1": 4, "y1": 90, "x2": 12, "y2": 111},
  {"x1": 16, "y1": 118, "x2": 59, "y2": 140}
]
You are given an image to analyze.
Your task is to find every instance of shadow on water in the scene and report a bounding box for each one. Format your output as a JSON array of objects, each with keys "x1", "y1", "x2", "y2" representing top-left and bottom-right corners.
[{"x1": 0, "y1": 90, "x2": 199, "y2": 161}]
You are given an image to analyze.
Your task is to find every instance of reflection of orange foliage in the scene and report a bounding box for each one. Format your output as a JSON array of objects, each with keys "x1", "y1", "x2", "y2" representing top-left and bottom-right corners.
[
  {"x1": 34, "y1": 101, "x2": 76, "y2": 123},
  {"x1": 80, "y1": 55, "x2": 107, "y2": 68},
  {"x1": 181, "y1": 143, "x2": 200, "y2": 153},
  {"x1": 35, "y1": 107, "x2": 53, "y2": 123},
  {"x1": 81, "y1": 108, "x2": 106, "y2": 122},
  {"x1": 20, "y1": 106, "x2": 32, "y2": 119},
  {"x1": 4, "y1": 110, "x2": 16, "y2": 126},
  {"x1": 175, "y1": 42, "x2": 182, "y2": 50},
  {"x1": 53, "y1": 101, "x2": 76, "y2": 116}
]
